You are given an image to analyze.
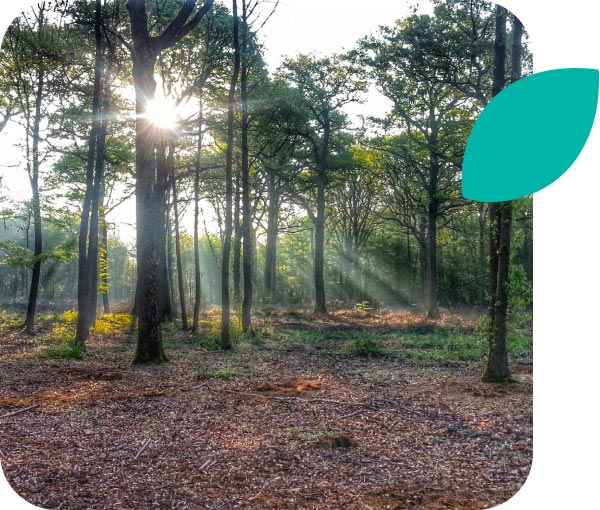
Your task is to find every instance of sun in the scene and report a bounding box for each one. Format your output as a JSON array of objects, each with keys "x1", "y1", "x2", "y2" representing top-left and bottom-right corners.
[{"x1": 144, "y1": 96, "x2": 180, "y2": 130}]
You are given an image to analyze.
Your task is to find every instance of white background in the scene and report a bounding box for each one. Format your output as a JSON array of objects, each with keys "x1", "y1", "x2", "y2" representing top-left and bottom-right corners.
[{"x1": 1, "y1": 0, "x2": 598, "y2": 508}]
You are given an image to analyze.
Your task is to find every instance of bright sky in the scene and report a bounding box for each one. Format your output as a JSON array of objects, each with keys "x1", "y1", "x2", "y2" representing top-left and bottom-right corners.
[{"x1": 0, "y1": 0, "x2": 430, "y2": 243}]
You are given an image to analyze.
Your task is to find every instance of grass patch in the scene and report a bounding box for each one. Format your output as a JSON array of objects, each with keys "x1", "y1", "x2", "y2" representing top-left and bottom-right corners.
[
  {"x1": 37, "y1": 340, "x2": 85, "y2": 360},
  {"x1": 197, "y1": 307, "x2": 244, "y2": 348}
]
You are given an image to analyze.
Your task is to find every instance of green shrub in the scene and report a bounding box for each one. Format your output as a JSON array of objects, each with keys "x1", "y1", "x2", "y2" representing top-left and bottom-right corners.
[{"x1": 347, "y1": 333, "x2": 384, "y2": 358}]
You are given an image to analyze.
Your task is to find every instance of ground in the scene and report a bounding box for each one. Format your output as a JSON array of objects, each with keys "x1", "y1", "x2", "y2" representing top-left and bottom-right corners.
[{"x1": 0, "y1": 308, "x2": 532, "y2": 510}]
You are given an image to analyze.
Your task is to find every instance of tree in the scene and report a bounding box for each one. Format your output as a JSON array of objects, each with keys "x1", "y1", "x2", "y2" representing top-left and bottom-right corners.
[
  {"x1": 221, "y1": 0, "x2": 241, "y2": 350},
  {"x1": 328, "y1": 147, "x2": 382, "y2": 304},
  {"x1": 126, "y1": 0, "x2": 214, "y2": 363},
  {"x1": 279, "y1": 54, "x2": 366, "y2": 314},
  {"x1": 2, "y1": 2, "x2": 69, "y2": 334},
  {"x1": 483, "y1": 8, "x2": 524, "y2": 383},
  {"x1": 75, "y1": 0, "x2": 110, "y2": 347},
  {"x1": 358, "y1": 17, "x2": 474, "y2": 318}
]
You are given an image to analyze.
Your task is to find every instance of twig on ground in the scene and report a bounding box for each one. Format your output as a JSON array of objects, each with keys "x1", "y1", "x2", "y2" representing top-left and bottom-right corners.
[
  {"x1": 0, "y1": 405, "x2": 39, "y2": 420},
  {"x1": 133, "y1": 439, "x2": 150, "y2": 460}
]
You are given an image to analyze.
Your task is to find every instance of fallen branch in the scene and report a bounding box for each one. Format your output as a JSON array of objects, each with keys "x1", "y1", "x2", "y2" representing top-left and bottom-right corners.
[
  {"x1": 0, "y1": 405, "x2": 39, "y2": 420},
  {"x1": 215, "y1": 388, "x2": 376, "y2": 409},
  {"x1": 133, "y1": 439, "x2": 150, "y2": 460}
]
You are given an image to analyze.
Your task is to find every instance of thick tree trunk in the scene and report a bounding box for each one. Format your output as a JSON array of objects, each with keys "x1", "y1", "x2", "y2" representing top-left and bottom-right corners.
[
  {"x1": 192, "y1": 98, "x2": 203, "y2": 333},
  {"x1": 478, "y1": 203, "x2": 486, "y2": 305},
  {"x1": 484, "y1": 201, "x2": 512, "y2": 381},
  {"x1": 264, "y1": 174, "x2": 279, "y2": 304},
  {"x1": 128, "y1": 2, "x2": 166, "y2": 364},
  {"x1": 221, "y1": 0, "x2": 240, "y2": 349}
]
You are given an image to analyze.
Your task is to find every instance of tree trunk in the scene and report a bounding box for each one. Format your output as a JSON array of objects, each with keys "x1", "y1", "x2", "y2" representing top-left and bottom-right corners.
[
  {"x1": 233, "y1": 172, "x2": 242, "y2": 306},
  {"x1": 23, "y1": 65, "x2": 45, "y2": 335},
  {"x1": 157, "y1": 135, "x2": 174, "y2": 322},
  {"x1": 192, "y1": 97, "x2": 203, "y2": 333},
  {"x1": 264, "y1": 174, "x2": 279, "y2": 304},
  {"x1": 75, "y1": 0, "x2": 103, "y2": 344},
  {"x1": 171, "y1": 166, "x2": 188, "y2": 330},
  {"x1": 483, "y1": 6, "x2": 518, "y2": 383},
  {"x1": 240, "y1": 6, "x2": 253, "y2": 332},
  {"x1": 128, "y1": 2, "x2": 166, "y2": 364},
  {"x1": 314, "y1": 175, "x2": 327, "y2": 314},
  {"x1": 87, "y1": 89, "x2": 110, "y2": 327},
  {"x1": 221, "y1": 0, "x2": 240, "y2": 349},
  {"x1": 100, "y1": 206, "x2": 110, "y2": 314},
  {"x1": 425, "y1": 143, "x2": 440, "y2": 319},
  {"x1": 313, "y1": 111, "x2": 330, "y2": 315},
  {"x1": 484, "y1": 201, "x2": 512, "y2": 382}
]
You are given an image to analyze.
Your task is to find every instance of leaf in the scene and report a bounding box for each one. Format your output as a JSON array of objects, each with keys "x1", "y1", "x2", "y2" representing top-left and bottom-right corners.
[{"x1": 462, "y1": 68, "x2": 599, "y2": 202}]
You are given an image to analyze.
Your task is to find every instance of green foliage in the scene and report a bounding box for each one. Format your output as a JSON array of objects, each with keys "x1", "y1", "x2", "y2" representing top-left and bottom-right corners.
[
  {"x1": 346, "y1": 332, "x2": 384, "y2": 358},
  {"x1": 197, "y1": 308, "x2": 244, "y2": 349},
  {"x1": 508, "y1": 265, "x2": 533, "y2": 317},
  {"x1": 355, "y1": 301, "x2": 373, "y2": 314},
  {"x1": 0, "y1": 310, "x2": 21, "y2": 332},
  {"x1": 37, "y1": 340, "x2": 85, "y2": 360}
]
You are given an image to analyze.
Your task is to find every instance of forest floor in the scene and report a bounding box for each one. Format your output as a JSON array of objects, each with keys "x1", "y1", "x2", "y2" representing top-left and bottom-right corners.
[{"x1": 0, "y1": 308, "x2": 532, "y2": 510}]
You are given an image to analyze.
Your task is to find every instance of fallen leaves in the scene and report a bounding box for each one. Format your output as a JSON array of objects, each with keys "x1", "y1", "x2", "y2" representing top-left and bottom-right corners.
[{"x1": 0, "y1": 313, "x2": 532, "y2": 510}]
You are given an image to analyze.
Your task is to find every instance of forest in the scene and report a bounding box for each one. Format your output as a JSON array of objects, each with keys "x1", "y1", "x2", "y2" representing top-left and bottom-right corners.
[{"x1": 0, "y1": 1, "x2": 532, "y2": 509}]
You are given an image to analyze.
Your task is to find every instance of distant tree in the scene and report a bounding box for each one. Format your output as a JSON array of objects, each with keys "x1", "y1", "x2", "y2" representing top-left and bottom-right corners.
[
  {"x1": 358, "y1": 17, "x2": 474, "y2": 318},
  {"x1": 279, "y1": 54, "x2": 366, "y2": 314},
  {"x1": 2, "y1": 2, "x2": 70, "y2": 334}
]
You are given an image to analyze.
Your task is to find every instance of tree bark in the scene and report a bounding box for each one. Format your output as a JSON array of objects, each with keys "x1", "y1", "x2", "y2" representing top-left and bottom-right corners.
[
  {"x1": 483, "y1": 7, "x2": 520, "y2": 383},
  {"x1": 100, "y1": 206, "x2": 110, "y2": 314},
  {"x1": 221, "y1": 0, "x2": 241, "y2": 349},
  {"x1": 128, "y1": 0, "x2": 164, "y2": 363},
  {"x1": 313, "y1": 111, "x2": 330, "y2": 315},
  {"x1": 75, "y1": 0, "x2": 103, "y2": 345},
  {"x1": 264, "y1": 173, "x2": 279, "y2": 304},
  {"x1": 127, "y1": 0, "x2": 214, "y2": 363},
  {"x1": 425, "y1": 129, "x2": 440, "y2": 320},
  {"x1": 192, "y1": 97, "x2": 203, "y2": 332},
  {"x1": 23, "y1": 65, "x2": 45, "y2": 335},
  {"x1": 314, "y1": 174, "x2": 327, "y2": 314},
  {"x1": 240, "y1": 1, "x2": 253, "y2": 332},
  {"x1": 171, "y1": 155, "x2": 188, "y2": 330},
  {"x1": 157, "y1": 135, "x2": 174, "y2": 322},
  {"x1": 233, "y1": 172, "x2": 242, "y2": 306}
]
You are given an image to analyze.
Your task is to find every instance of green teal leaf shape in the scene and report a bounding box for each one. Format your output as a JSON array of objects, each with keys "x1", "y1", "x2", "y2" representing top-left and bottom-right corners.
[{"x1": 462, "y1": 68, "x2": 599, "y2": 202}]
